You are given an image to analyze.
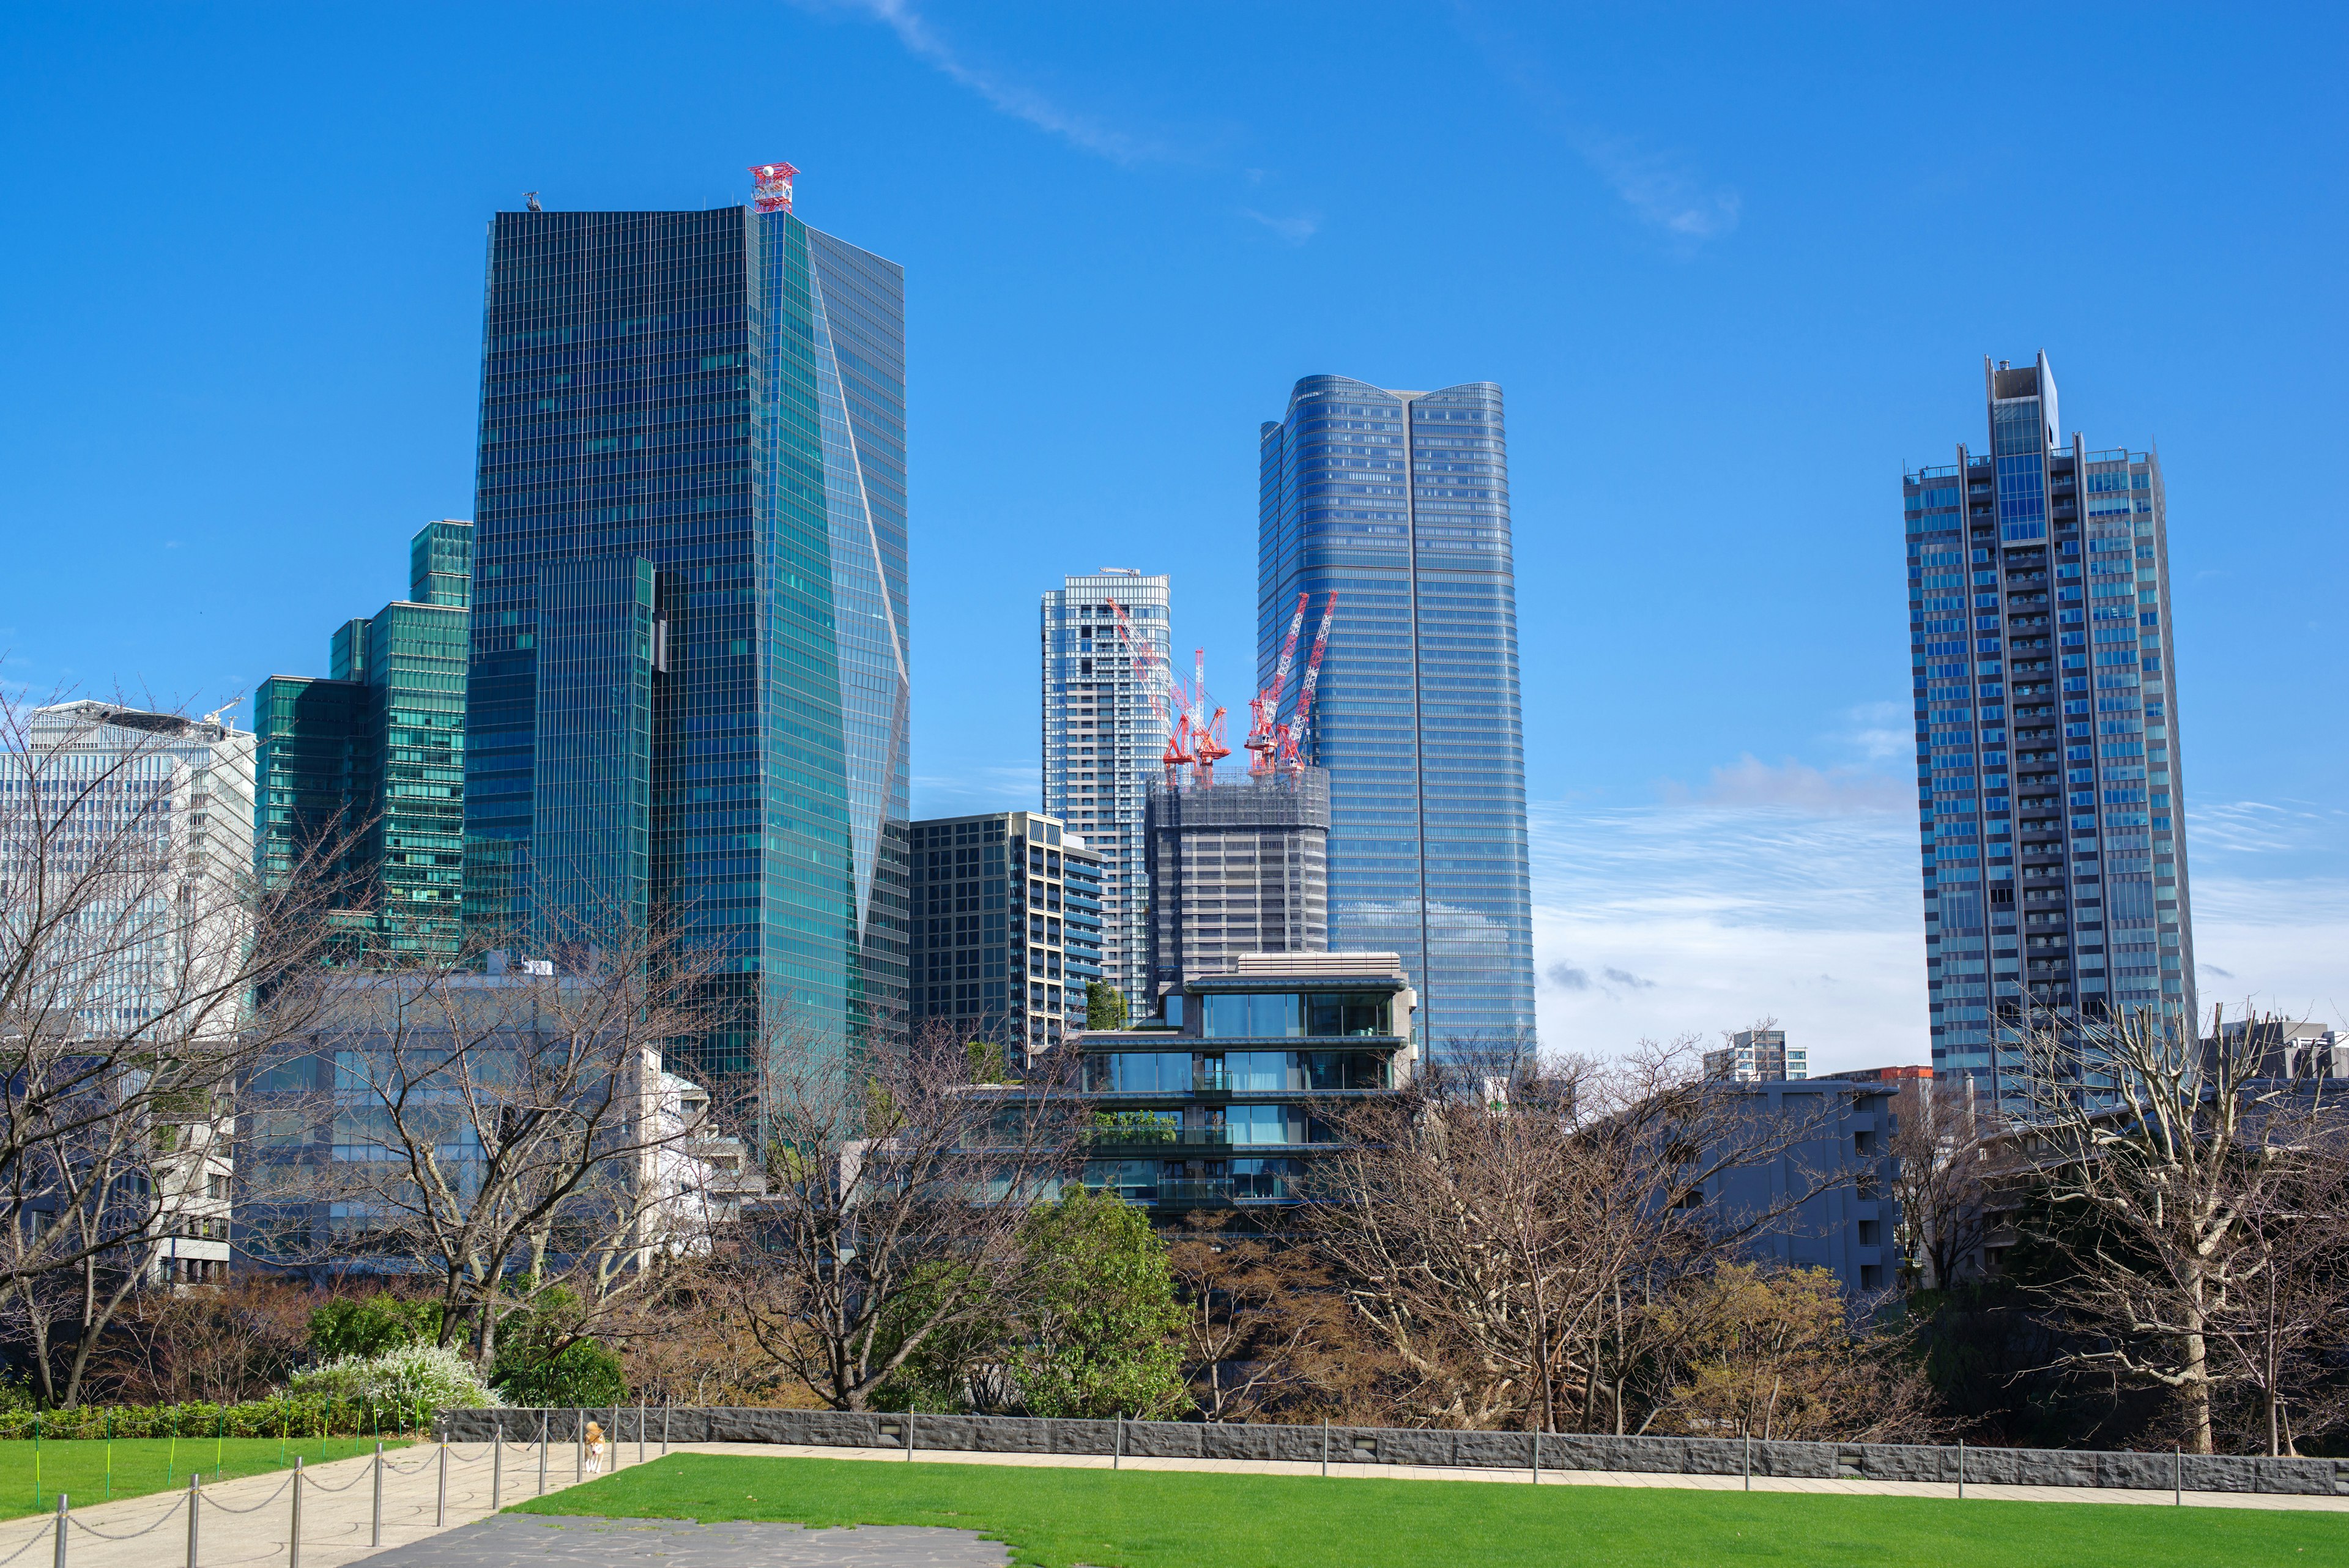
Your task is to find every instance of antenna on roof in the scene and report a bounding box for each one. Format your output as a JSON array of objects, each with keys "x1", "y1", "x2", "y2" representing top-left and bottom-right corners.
[{"x1": 524, "y1": 191, "x2": 543, "y2": 212}]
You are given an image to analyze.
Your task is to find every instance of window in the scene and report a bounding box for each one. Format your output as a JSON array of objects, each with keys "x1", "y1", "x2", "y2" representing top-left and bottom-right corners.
[
  {"x1": 1084, "y1": 1052, "x2": 1192, "y2": 1092},
  {"x1": 1306, "y1": 993, "x2": 1390, "y2": 1036},
  {"x1": 1201, "y1": 992, "x2": 1302, "y2": 1038}
]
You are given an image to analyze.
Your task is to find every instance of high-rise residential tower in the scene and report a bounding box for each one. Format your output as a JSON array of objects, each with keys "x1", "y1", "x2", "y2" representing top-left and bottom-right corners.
[
  {"x1": 254, "y1": 519, "x2": 471, "y2": 954},
  {"x1": 1256, "y1": 376, "x2": 1536, "y2": 1059},
  {"x1": 1905, "y1": 353, "x2": 2194, "y2": 1096},
  {"x1": 1041, "y1": 570, "x2": 1171, "y2": 1011},
  {"x1": 464, "y1": 180, "x2": 910, "y2": 1070},
  {"x1": 906, "y1": 810, "x2": 1100, "y2": 1059}
]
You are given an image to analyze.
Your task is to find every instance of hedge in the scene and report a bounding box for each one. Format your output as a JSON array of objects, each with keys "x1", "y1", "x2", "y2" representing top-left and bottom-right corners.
[{"x1": 0, "y1": 1395, "x2": 441, "y2": 1441}]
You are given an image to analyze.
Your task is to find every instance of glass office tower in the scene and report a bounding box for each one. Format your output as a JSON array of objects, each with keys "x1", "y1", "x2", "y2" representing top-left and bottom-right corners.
[
  {"x1": 466, "y1": 199, "x2": 910, "y2": 1068},
  {"x1": 1904, "y1": 354, "x2": 2195, "y2": 1098},
  {"x1": 253, "y1": 520, "x2": 471, "y2": 955},
  {"x1": 1256, "y1": 376, "x2": 1536, "y2": 1060}
]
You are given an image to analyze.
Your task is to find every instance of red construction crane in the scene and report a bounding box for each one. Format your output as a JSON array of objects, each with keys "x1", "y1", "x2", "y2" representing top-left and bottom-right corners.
[
  {"x1": 1106, "y1": 595, "x2": 1191, "y2": 786},
  {"x1": 1246, "y1": 591, "x2": 1311, "y2": 774},
  {"x1": 1278, "y1": 593, "x2": 1338, "y2": 770}
]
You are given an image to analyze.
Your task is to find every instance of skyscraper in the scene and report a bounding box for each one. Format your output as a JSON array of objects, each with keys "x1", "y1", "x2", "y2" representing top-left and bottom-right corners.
[
  {"x1": 1145, "y1": 769, "x2": 1330, "y2": 998},
  {"x1": 253, "y1": 519, "x2": 471, "y2": 954},
  {"x1": 1041, "y1": 570, "x2": 1171, "y2": 1009},
  {"x1": 464, "y1": 178, "x2": 909, "y2": 1069},
  {"x1": 1256, "y1": 376, "x2": 1535, "y2": 1058},
  {"x1": 1905, "y1": 353, "x2": 2195, "y2": 1095}
]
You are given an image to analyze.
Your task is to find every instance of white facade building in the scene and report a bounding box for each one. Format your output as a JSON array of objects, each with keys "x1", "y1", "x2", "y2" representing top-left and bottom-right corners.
[
  {"x1": 17, "y1": 702, "x2": 255, "y2": 1285},
  {"x1": 1042, "y1": 571, "x2": 1171, "y2": 1016}
]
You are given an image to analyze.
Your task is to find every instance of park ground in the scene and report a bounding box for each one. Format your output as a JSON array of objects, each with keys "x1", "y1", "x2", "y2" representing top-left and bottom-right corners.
[
  {"x1": 514, "y1": 1452, "x2": 2349, "y2": 1568},
  {"x1": 0, "y1": 1436, "x2": 414, "y2": 1520}
]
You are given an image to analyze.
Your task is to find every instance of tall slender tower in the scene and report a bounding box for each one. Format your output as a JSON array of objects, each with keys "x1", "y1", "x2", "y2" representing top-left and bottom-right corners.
[
  {"x1": 1904, "y1": 353, "x2": 2194, "y2": 1097},
  {"x1": 1256, "y1": 376, "x2": 1535, "y2": 1060},
  {"x1": 1041, "y1": 570, "x2": 1170, "y2": 1011},
  {"x1": 465, "y1": 176, "x2": 910, "y2": 1070}
]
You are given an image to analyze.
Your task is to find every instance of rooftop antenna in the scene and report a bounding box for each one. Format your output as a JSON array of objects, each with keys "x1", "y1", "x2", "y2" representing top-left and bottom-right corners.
[
  {"x1": 524, "y1": 191, "x2": 543, "y2": 212},
  {"x1": 749, "y1": 161, "x2": 800, "y2": 215}
]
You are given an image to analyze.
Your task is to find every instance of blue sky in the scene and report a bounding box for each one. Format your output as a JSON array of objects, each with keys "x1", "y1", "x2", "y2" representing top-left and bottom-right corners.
[{"x1": 4, "y1": 4, "x2": 2343, "y2": 1067}]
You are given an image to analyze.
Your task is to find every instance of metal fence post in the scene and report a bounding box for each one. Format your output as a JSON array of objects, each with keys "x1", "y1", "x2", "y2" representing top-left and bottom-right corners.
[
  {"x1": 2173, "y1": 1447, "x2": 2181, "y2": 1506},
  {"x1": 661, "y1": 1404, "x2": 670, "y2": 1457},
  {"x1": 289, "y1": 1458, "x2": 303, "y2": 1568},
  {"x1": 538, "y1": 1414, "x2": 548, "y2": 1496},
  {"x1": 906, "y1": 1411, "x2": 915, "y2": 1462},
  {"x1": 1531, "y1": 1429, "x2": 1540, "y2": 1485},
  {"x1": 1113, "y1": 1414, "x2": 1121, "y2": 1472},
  {"x1": 371, "y1": 1445, "x2": 383, "y2": 1547},
  {"x1": 575, "y1": 1413, "x2": 584, "y2": 1484},
  {"x1": 1743, "y1": 1433, "x2": 1751, "y2": 1492},
  {"x1": 1955, "y1": 1440, "x2": 1964, "y2": 1501},
  {"x1": 637, "y1": 1402, "x2": 645, "y2": 1468},
  {"x1": 187, "y1": 1474, "x2": 200, "y2": 1568},
  {"x1": 492, "y1": 1433, "x2": 503, "y2": 1511},
  {"x1": 52, "y1": 1493, "x2": 67, "y2": 1568},
  {"x1": 1321, "y1": 1421, "x2": 1329, "y2": 1477},
  {"x1": 436, "y1": 1440, "x2": 448, "y2": 1526}
]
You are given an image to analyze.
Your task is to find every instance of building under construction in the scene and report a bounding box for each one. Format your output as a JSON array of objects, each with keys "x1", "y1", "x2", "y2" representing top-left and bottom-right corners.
[{"x1": 1145, "y1": 767, "x2": 1330, "y2": 1005}]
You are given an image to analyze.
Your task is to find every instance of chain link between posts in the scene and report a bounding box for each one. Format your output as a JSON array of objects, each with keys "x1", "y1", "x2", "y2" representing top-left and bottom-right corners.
[{"x1": 65, "y1": 1495, "x2": 187, "y2": 1542}]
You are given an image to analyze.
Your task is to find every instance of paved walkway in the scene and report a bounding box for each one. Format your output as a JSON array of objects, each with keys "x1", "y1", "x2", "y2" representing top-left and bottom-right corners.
[
  {"x1": 351, "y1": 1514, "x2": 1001, "y2": 1568},
  {"x1": 676, "y1": 1439, "x2": 2349, "y2": 1514},
  {"x1": 0, "y1": 1439, "x2": 629, "y2": 1568}
]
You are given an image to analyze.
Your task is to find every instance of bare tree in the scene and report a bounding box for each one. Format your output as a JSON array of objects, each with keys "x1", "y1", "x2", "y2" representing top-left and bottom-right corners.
[
  {"x1": 1887, "y1": 1074, "x2": 2008, "y2": 1289},
  {"x1": 1304, "y1": 1037, "x2": 1857, "y2": 1433},
  {"x1": 2015, "y1": 1001, "x2": 2345, "y2": 1454},
  {"x1": 1167, "y1": 1213, "x2": 1379, "y2": 1422},
  {"x1": 2201, "y1": 1128, "x2": 2349, "y2": 1455},
  {"x1": 725, "y1": 1019, "x2": 1081, "y2": 1411},
  {"x1": 1, "y1": 693, "x2": 340, "y2": 1405},
  {"x1": 248, "y1": 923, "x2": 726, "y2": 1369}
]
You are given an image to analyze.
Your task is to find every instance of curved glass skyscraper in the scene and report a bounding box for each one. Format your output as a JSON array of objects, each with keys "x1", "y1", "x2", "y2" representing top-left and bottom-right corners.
[
  {"x1": 465, "y1": 200, "x2": 909, "y2": 1071},
  {"x1": 1256, "y1": 376, "x2": 1536, "y2": 1059}
]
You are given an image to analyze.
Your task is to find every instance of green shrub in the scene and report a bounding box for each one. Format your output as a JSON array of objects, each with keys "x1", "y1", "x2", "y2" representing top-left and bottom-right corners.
[{"x1": 308, "y1": 1293, "x2": 443, "y2": 1359}]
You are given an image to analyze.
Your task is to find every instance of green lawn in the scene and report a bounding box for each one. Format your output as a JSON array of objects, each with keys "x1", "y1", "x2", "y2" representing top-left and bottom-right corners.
[
  {"x1": 0, "y1": 1437, "x2": 415, "y2": 1521},
  {"x1": 513, "y1": 1453, "x2": 2349, "y2": 1568}
]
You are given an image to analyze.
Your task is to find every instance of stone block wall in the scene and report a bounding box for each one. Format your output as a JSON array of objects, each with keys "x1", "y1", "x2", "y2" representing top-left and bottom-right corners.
[{"x1": 436, "y1": 1406, "x2": 2349, "y2": 1496}]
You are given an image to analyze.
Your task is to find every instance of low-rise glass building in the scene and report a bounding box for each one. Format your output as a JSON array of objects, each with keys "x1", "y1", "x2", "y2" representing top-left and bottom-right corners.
[{"x1": 1072, "y1": 952, "x2": 1415, "y2": 1217}]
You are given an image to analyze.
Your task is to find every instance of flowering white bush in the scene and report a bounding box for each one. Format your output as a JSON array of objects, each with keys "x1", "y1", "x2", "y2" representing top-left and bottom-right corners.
[{"x1": 286, "y1": 1342, "x2": 500, "y2": 1410}]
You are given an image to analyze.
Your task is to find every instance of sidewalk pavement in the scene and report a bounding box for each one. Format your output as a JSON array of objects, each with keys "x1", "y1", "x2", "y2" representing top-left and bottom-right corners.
[
  {"x1": 674, "y1": 1438, "x2": 2349, "y2": 1514},
  {"x1": 0, "y1": 1437, "x2": 636, "y2": 1568}
]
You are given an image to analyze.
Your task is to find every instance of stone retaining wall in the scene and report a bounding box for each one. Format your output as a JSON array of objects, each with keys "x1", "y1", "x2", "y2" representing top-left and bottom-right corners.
[{"x1": 439, "y1": 1406, "x2": 2348, "y2": 1496}]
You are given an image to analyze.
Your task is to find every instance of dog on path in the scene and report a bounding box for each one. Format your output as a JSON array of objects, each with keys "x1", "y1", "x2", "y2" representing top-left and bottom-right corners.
[{"x1": 584, "y1": 1421, "x2": 607, "y2": 1474}]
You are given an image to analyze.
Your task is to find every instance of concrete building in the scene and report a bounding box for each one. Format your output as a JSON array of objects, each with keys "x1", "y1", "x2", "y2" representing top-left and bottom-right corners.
[
  {"x1": 1144, "y1": 768, "x2": 1329, "y2": 1007},
  {"x1": 908, "y1": 811, "x2": 1102, "y2": 1060},
  {"x1": 1699, "y1": 1078, "x2": 1899, "y2": 1299},
  {"x1": 1256, "y1": 376, "x2": 1537, "y2": 1058},
  {"x1": 1071, "y1": 951, "x2": 1416, "y2": 1221},
  {"x1": 1041, "y1": 571, "x2": 1171, "y2": 1015},
  {"x1": 1905, "y1": 354, "x2": 2195, "y2": 1099},
  {"x1": 1704, "y1": 1027, "x2": 1806, "y2": 1083},
  {"x1": 253, "y1": 519, "x2": 470, "y2": 956},
  {"x1": 2208, "y1": 1017, "x2": 2348, "y2": 1080}
]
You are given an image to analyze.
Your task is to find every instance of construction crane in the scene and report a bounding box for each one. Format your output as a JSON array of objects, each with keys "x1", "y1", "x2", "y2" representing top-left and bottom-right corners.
[
  {"x1": 1106, "y1": 595, "x2": 1190, "y2": 786},
  {"x1": 1246, "y1": 591, "x2": 1311, "y2": 774},
  {"x1": 1187, "y1": 648, "x2": 1231, "y2": 785},
  {"x1": 1278, "y1": 593, "x2": 1338, "y2": 771}
]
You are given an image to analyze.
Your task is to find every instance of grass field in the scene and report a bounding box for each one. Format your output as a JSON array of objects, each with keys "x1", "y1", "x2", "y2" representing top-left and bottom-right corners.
[
  {"x1": 513, "y1": 1453, "x2": 2349, "y2": 1568},
  {"x1": 0, "y1": 1437, "x2": 415, "y2": 1521}
]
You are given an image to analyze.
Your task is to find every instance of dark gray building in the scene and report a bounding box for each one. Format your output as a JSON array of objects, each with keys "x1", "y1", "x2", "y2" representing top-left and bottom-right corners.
[
  {"x1": 908, "y1": 811, "x2": 1102, "y2": 1061},
  {"x1": 1144, "y1": 768, "x2": 1329, "y2": 1006}
]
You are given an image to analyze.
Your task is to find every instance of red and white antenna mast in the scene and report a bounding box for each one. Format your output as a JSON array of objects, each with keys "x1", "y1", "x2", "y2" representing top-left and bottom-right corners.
[{"x1": 748, "y1": 161, "x2": 801, "y2": 214}]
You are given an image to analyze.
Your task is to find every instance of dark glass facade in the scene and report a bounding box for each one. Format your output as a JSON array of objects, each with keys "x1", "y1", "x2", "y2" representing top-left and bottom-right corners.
[
  {"x1": 465, "y1": 205, "x2": 909, "y2": 1068},
  {"x1": 1256, "y1": 377, "x2": 1535, "y2": 1059},
  {"x1": 907, "y1": 811, "x2": 1100, "y2": 1059},
  {"x1": 253, "y1": 520, "x2": 471, "y2": 954},
  {"x1": 1905, "y1": 354, "x2": 2195, "y2": 1098}
]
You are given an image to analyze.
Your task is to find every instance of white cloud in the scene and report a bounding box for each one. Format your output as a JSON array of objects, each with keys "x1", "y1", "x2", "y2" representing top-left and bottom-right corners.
[
  {"x1": 815, "y1": 0, "x2": 1163, "y2": 165},
  {"x1": 1239, "y1": 207, "x2": 1319, "y2": 245},
  {"x1": 911, "y1": 761, "x2": 1038, "y2": 819},
  {"x1": 1661, "y1": 754, "x2": 1911, "y2": 816},
  {"x1": 1570, "y1": 133, "x2": 1741, "y2": 243}
]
